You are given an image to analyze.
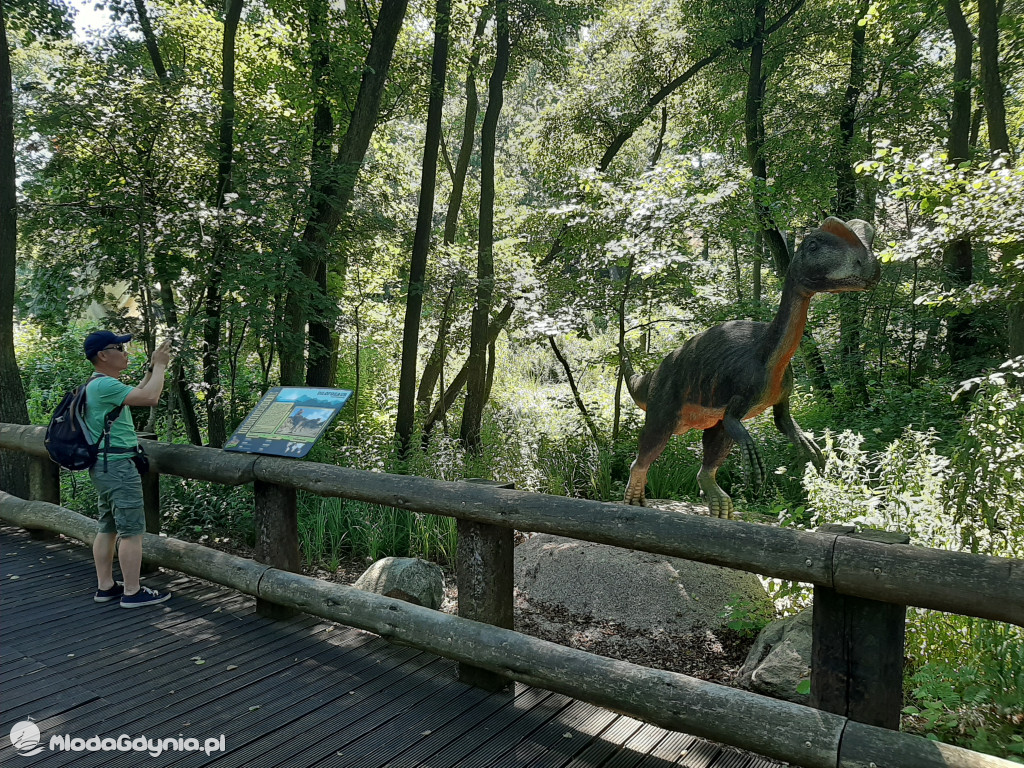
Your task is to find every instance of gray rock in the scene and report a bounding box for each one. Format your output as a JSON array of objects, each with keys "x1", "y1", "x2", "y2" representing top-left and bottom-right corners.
[
  {"x1": 354, "y1": 557, "x2": 444, "y2": 610},
  {"x1": 737, "y1": 608, "x2": 813, "y2": 703},
  {"x1": 513, "y1": 533, "x2": 773, "y2": 634}
]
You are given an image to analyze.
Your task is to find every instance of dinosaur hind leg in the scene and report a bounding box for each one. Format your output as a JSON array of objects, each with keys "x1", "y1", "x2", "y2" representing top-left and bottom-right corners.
[
  {"x1": 624, "y1": 420, "x2": 677, "y2": 506},
  {"x1": 697, "y1": 422, "x2": 735, "y2": 519}
]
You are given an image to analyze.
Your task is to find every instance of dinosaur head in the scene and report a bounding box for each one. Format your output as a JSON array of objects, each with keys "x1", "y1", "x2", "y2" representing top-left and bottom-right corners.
[{"x1": 791, "y1": 217, "x2": 881, "y2": 295}]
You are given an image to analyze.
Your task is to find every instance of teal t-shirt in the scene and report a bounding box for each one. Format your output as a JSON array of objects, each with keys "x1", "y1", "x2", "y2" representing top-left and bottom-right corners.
[{"x1": 84, "y1": 374, "x2": 137, "y2": 460}]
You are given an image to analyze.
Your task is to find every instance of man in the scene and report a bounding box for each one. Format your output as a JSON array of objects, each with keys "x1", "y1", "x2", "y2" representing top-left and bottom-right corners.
[{"x1": 83, "y1": 330, "x2": 173, "y2": 608}]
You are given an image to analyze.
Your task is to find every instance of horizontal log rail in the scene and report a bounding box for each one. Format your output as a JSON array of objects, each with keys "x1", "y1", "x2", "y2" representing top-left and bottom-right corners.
[
  {"x1": 2, "y1": 423, "x2": 1021, "y2": 626},
  {"x1": 0, "y1": 493, "x2": 1015, "y2": 768}
]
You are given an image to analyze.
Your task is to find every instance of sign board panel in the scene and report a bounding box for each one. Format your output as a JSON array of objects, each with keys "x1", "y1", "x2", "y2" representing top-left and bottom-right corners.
[{"x1": 223, "y1": 387, "x2": 352, "y2": 458}]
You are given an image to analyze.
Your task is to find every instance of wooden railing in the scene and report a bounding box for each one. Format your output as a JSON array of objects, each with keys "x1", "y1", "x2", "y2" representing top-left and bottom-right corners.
[{"x1": 1, "y1": 422, "x2": 1021, "y2": 768}]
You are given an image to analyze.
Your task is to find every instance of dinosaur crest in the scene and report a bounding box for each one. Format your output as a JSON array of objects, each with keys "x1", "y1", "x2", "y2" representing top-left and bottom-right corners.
[{"x1": 820, "y1": 216, "x2": 872, "y2": 252}]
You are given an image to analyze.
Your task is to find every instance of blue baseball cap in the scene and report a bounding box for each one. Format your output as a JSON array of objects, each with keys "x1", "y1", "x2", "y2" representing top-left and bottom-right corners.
[{"x1": 84, "y1": 330, "x2": 132, "y2": 359}]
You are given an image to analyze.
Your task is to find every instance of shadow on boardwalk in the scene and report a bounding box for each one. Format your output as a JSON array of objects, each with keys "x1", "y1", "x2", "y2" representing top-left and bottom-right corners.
[{"x1": 0, "y1": 527, "x2": 784, "y2": 768}]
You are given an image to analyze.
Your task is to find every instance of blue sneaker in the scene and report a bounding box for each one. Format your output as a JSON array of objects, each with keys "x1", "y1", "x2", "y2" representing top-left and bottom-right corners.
[
  {"x1": 94, "y1": 582, "x2": 125, "y2": 603},
  {"x1": 120, "y1": 586, "x2": 171, "y2": 609}
]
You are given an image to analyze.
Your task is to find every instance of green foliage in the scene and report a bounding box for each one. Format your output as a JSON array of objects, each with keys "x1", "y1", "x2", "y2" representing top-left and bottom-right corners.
[
  {"x1": 794, "y1": 412, "x2": 1024, "y2": 756},
  {"x1": 721, "y1": 593, "x2": 775, "y2": 638},
  {"x1": 947, "y1": 363, "x2": 1024, "y2": 558}
]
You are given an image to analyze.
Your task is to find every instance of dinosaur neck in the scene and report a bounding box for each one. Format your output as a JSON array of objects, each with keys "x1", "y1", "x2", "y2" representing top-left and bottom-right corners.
[{"x1": 763, "y1": 279, "x2": 812, "y2": 373}]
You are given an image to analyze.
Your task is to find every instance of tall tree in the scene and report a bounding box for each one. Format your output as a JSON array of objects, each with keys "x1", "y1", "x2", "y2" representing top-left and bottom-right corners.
[
  {"x1": 130, "y1": 0, "x2": 203, "y2": 445},
  {"x1": 942, "y1": 0, "x2": 975, "y2": 361},
  {"x1": 201, "y1": 0, "x2": 245, "y2": 448},
  {"x1": 395, "y1": 0, "x2": 451, "y2": 457},
  {"x1": 977, "y1": 0, "x2": 1022, "y2": 357},
  {"x1": 835, "y1": 0, "x2": 871, "y2": 403},
  {"x1": 744, "y1": 0, "x2": 791, "y2": 275},
  {"x1": 0, "y1": 0, "x2": 30, "y2": 497},
  {"x1": 460, "y1": 0, "x2": 510, "y2": 452},
  {"x1": 280, "y1": 0, "x2": 409, "y2": 387},
  {"x1": 416, "y1": 9, "x2": 489, "y2": 411}
]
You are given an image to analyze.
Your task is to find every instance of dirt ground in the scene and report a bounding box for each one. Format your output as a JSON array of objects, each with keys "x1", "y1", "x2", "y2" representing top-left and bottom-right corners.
[{"x1": 315, "y1": 556, "x2": 755, "y2": 686}]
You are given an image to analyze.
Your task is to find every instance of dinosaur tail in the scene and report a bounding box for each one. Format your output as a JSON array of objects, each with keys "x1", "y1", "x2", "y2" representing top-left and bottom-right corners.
[{"x1": 619, "y1": 343, "x2": 650, "y2": 411}]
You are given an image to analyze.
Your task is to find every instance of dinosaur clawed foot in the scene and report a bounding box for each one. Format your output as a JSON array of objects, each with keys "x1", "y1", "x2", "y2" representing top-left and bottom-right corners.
[
  {"x1": 697, "y1": 468, "x2": 734, "y2": 519},
  {"x1": 624, "y1": 466, "x2": 649, "y2": 506},
  {"x1": 623, "y1": 480, "x2": 647, "y2": 506}
]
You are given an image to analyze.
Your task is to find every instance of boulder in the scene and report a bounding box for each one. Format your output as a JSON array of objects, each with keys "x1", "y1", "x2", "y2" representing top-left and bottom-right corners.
[
  {"x1": 736, "y1": 608, "x2": 813, "y2": 703},
  {"x1": 354, "y1": 557, "x2": 444, "y2": 610},
  {"x1": 513, "y1": 533, "x2": 773, "y2": 634}
]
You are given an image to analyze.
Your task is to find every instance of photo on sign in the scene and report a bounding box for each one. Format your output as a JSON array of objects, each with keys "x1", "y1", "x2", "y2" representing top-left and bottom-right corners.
[{"x1": 275, "y1": 407, "x2": 334, "y2": 438}]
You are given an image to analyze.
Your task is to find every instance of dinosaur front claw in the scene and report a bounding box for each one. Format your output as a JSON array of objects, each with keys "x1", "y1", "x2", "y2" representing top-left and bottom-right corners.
[
  {"x1": 801, "y1": 433, "x2": 825, "y2": 470},
  {"x1": 740, "y1": 440, "x2": 766, "y2": 489}
]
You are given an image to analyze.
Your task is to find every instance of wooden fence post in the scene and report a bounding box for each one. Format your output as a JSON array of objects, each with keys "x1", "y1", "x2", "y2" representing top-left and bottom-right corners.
[
  {"x1": 812, "y1": 525, "x2": 909, "y2": 730},
  {"x1": 253, "y1": 479, "x2": 300, "y2": 619},
  {"x1": 137, "y1": 433, "x2": 161, "y2": 574},
  {"x1": 457, "y1": 479, "x2": 515, "y2": 691},
  {"x1": 27, "y1": 456, "x2": 60, "y2": 540},
  {"x1": 137, "y1": 433, "x2": 161, "y2": 535}
]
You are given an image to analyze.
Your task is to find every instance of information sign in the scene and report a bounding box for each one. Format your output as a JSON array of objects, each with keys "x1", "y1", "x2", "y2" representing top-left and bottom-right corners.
[{"x1": 223, "y1": 387, "x2": 352, "y2": 458}]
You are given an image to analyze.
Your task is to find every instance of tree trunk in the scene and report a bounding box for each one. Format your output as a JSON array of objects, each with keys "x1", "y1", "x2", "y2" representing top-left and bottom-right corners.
[
  {"x1": 801, "y1": 330, "x2": 835, "y2": 402},
  {"x1": 460, "y1": 0, "x2": 510, "y2": 453},
  {"x1": 443, "y1": 7, "x2": 488, "y2": 245},
  {"x1": 130, "y1": 0, "x2": 203, "y2": 444},
  {"x1": 744, "y1": 0, "x2": 790, "y2": 276},
  {"x1": 942, "y1": 0, "x2": 974, "y2": 363},
  {"x1": 424, "y1": 300, "x2": 513, "y2": 446},
  {"x1": 133, "y1": 0, "x2": 170, "y2": 82},
  {"x1": 281, "y1": 0, "x2": 409, "y2": 386},
  {"x1": 417, "y1": 280, "x2": 457, "y2": 409},
  {"x1": 977, "y1": 0, "x2": 1010, "y2": 158},
  {"x1": 0, "y1": 1, "x2": 30, "y2": 498},
  {"x1": 549, "y1": 337, "x2": 602, "y2": 445},
  {"x1": 752, "y1": 230, "x2": 762, "y2": 308},
  {"x1": 202, "y1": 0, "x2": 244, "y2": 448},
  {"x1": 396, "y1": 0, "x2": 451, "y2": 458},
  {"x1": 836, "y1": 0, "x2": 870, "y2": 404},
  {"x1": 977, "y1": 0, "x2": 1022, "y2": 359},
  {"x1": 416, "y1": 9, "x2": 488, "y2": 410},
  {"x1": 613, "y1": 252, "x2": 635, "y2": 443}
]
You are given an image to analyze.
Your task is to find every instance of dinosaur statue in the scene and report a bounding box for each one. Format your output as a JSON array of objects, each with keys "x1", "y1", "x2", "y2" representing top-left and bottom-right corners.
[{"x1": 622, "y1": 217, "x2": 879, "y2": 518}]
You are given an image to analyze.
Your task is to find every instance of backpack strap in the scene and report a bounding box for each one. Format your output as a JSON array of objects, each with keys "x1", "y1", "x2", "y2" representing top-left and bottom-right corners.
[
  {"x1": 100, "y1": 404, "x2": 126, "y2": 472},
  {"x1": 87, "y1": 374, "x2": 128, "y2": 472}
]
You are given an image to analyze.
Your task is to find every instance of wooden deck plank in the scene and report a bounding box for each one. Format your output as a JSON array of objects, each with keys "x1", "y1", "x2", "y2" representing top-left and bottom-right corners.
[
  {"x1": 0, "y1": 527, "x2": 785, "y2": 768},
  {"x1": 42, "y1": 632, "x2": 424, "y2": 768},
  {"x1": 4, "y1": 618, "x2": 366, "y2": 743},
  {"x1": 316, "y1": 684, "x2": 494, "y2": 768},
  {"x1": 561, "y1": 716, "x2": 648, "y2": 768},
  {"x1": 677, "y1": 739, "x2": 723, "y2": 767},
  {"x1": 601, "y1": 723, "x2": 674, "y2": 768},
  {"x1": 379, "y1": 685, "x2": 549, "y2": 768},
  {"x1": 0, "y1": 603, "x2": 314, "y2": 700}
]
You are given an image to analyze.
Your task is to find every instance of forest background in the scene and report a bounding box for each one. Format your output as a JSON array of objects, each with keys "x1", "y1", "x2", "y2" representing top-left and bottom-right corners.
[{"x1": 1, "y1": 0, "x2": 1023, "y2": 756}]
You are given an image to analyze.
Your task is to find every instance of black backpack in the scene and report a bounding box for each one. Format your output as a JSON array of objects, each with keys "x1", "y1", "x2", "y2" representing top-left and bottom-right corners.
[{"x1": 45, "y1": 378, "x2": 124, "y2": 471}]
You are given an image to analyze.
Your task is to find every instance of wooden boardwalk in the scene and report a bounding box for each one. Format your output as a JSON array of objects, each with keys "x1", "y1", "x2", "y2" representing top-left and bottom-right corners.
[{"x1": 1, "y1": 527, "x2": 784, "y2": 768}]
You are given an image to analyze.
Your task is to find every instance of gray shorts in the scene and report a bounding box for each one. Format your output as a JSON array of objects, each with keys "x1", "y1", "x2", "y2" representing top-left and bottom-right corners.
[{"x1": 88, "y1": 459, "x2": 145, "y2": 537}]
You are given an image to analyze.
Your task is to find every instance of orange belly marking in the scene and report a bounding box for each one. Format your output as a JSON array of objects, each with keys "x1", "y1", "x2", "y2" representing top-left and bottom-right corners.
[
  {"x1": 677, "y1": 404, "x2": 725, "y2": 432},
  {"x1": 676, "y1": 402, "x2": 772, "y2": 432}
]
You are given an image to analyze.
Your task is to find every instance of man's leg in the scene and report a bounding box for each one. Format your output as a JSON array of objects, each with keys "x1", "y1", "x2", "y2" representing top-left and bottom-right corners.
[
  {"x1": 118, "y1": 535, "x2": 143, "y2": 595},
  {"x1": 93, "y1": 532, "x2": 118, "y2": 591}
]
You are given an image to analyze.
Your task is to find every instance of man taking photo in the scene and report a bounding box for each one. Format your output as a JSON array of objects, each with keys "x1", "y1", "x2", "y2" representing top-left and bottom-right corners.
[{"x1": 83, "y1": 330, "x2": 173, "y2": 608}]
